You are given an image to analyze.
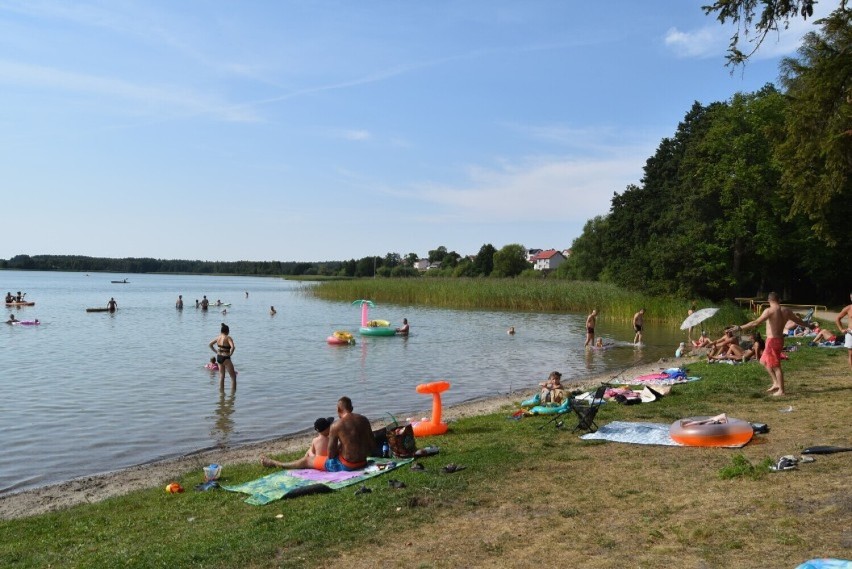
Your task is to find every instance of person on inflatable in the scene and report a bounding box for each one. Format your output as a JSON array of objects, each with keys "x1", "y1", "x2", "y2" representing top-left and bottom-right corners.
[
  {"x1": 539, "y1": 371, "x2": 566, "y2": 404},
  {"x1": 5, "y1": 314, "x2": 18, "y2": 325}
]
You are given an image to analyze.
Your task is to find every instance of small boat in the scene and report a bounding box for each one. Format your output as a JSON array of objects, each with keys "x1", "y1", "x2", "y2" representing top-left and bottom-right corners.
[
  {"x1": 111, "y1": 279, "x2": 129, "y2": 284},
  {"x1": 5, "y1": 301, "x2": 35, "y2": 307},
  {"x1": 86, "y1": 307, "x2": 112, "y2": 312}
]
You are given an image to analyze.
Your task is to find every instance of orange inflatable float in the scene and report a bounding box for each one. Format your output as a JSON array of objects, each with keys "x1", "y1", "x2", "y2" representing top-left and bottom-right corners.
[
  {"x1": 412, "y1": 381, "x2": 450, "y2": 437},
  {"x1": 669, "y1": 416, "x2": 753, "y2": 447}
]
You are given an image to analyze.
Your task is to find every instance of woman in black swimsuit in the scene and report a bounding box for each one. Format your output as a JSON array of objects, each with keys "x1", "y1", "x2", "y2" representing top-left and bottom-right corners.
[{"x1": 208, "y1": 323, "x2": 237, "y2": 389}]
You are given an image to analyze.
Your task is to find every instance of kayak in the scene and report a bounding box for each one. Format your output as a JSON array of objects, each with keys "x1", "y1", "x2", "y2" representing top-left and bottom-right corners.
[{"x1": 5, "y1": 301, "x2": 35, "y2": 307}]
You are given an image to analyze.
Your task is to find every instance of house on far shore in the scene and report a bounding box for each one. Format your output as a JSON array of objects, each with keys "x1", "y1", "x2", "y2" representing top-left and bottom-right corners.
[
  {"x1": 413, "y1": 259, "x2": 430, "y2": 271},
  {"x1": 525, "y1": 248, "x2": 542, "y2": 262},
  {"x1": 531, "y1": 249, "x2": 567, "y2": 272}
]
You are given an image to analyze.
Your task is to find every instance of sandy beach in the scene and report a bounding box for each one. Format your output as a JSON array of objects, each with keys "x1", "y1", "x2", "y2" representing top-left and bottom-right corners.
[{"x1": 0, "y1": 358, "x2": 681, "y2": 520}]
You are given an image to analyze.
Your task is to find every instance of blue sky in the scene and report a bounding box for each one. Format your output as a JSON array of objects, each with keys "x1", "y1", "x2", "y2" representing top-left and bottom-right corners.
[{"x1": 0, "y1": 1, "x2": 833, "y2": 262}]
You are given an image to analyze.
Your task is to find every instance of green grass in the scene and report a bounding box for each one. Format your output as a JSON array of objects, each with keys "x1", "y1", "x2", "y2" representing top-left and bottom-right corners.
[
  {"x1": 2, "y1": 342, "x2": 849, "y2": 568},
  {"x1": 307, "y1": 278, "x2": 747, "y2": 324}
]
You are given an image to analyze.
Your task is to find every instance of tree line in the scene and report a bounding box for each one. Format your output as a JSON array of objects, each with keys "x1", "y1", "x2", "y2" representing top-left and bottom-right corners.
[{"x1": 562, "y1": 8, "x2": 851, "y2": 304}]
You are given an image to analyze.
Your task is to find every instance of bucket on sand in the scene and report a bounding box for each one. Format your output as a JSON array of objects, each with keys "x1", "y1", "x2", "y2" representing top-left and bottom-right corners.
[{"x1": 203, "y1": 464, "x2": 221, "y2": 481}]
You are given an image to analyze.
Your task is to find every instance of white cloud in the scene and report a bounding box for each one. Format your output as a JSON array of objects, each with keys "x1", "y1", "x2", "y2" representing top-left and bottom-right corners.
[
  {"x1": 342, "y1": 130, "x2": 371, "y2": 141},
  {"x1": 665, "y1": 1, "x2": 836, "y2": 61},
  {"x1": 399, "y1": 152, "x2": 648, "y2": 224},
  {"x1": 0, "y1": 59, "x2": 259, "y2": 122},
  {"x1": 664, "y1": 26, "x2": 726, "y2": 59}
]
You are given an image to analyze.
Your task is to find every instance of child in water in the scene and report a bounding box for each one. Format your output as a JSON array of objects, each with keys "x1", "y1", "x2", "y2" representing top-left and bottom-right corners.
[
  {"x1": 595, "y1": 338, "x2": 604, "y2": 348},
  {"x1": 205, "y1": 357, "x2": 219, "y2": 371}
]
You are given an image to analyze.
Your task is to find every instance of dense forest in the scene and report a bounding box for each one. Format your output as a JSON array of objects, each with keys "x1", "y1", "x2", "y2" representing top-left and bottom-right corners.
[
  {"x1": 562, "y1": 8, "x2": 851, "y2": 304},
  {"x1": 3, "y1": 9, "x2": 849, "y2": 304}
]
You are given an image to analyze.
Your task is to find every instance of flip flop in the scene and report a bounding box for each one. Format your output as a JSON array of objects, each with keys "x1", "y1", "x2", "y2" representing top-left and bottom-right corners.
[
  {"x1": 442, "y1": 463, "x2": 466, "y2": 473},
  {"x1": 354, "y1": 485, "x2": 372, "y2": 495},
  {"x1": 388, "y1": 479, "x2": 406, "y2": 489},
  {"x1": 410, "y1": 462, "x2": 425, "y2": 471}
]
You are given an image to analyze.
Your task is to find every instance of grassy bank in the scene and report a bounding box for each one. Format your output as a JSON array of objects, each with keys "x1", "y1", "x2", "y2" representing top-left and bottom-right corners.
[
  {"x1": 2, "y1": 342, "x2": 850, "y2": 568},
  {"x1": 306, "y1": 278, "x2": 747, "y2": 324}
]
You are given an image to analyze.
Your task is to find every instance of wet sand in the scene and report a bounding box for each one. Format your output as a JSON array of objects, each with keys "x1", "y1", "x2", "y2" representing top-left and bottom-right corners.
[{"x1": 0, "y1": 357, "x2": 687, "y2": 519}]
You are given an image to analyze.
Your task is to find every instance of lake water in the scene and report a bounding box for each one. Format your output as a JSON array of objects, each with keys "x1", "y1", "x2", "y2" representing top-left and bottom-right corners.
[{"x1": 1, "y1": 271, "x2": 686, "y2": 494}]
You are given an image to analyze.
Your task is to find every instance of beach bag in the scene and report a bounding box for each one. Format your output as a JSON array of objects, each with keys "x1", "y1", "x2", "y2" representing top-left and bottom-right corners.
[{"x1": 385, "y1": 415, "x2": 417, "y2": 458}]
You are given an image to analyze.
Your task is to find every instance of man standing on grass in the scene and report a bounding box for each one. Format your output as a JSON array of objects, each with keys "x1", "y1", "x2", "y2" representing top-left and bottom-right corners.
[
  {"x1": 835, "y1": 292, "x2": 852, "y2": 371},
  {"x1": 733, "y1": 292, "x2": 808, "y2": 396}
]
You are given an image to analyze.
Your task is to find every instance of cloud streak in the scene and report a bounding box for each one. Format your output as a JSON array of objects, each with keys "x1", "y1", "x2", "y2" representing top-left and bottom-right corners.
[
  {"x1": 397, "y1": 151, "x2": 649, "y2": 224},
  {"x1": 0, "y1": 59, "x2": 259, "y2": 122}
]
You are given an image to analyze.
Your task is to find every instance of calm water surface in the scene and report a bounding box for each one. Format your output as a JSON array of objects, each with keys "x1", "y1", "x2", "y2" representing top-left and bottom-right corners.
[{"x1": 1, "y1": 271, "x2": 685, "y2": 493}]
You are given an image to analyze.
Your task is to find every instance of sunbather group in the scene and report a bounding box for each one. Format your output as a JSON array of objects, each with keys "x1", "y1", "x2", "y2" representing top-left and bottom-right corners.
[
  {"x1": 706, "y1": 330, "x2": 765, "y2": 363},
  {"x1": 261, "y1": 396, "x2": 377, "y2": 472}
]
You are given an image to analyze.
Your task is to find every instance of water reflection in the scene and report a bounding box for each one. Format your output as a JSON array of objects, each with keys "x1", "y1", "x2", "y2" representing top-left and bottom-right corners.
[{"x1": 210, "y1": 390, "x2": 236, "y2": 447}]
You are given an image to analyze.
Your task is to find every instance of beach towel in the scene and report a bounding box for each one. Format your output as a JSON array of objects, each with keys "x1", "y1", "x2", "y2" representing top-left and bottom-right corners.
[
  {"x1": 580, "y1": 421, "x2": 751, "y2": 448},
  {"x1": 223, "y1": 457, "x2": 412, "y2": 505},
  {"x1": 580, "y1": 421, "x2": 680, "y2": 446},
  {"x1": 610, "y1": 374, "x2": 700, "y2": 386}
]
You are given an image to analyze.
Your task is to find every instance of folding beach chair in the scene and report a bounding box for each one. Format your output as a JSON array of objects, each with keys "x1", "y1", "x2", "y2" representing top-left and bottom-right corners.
[{"x1": 571, "y1": 385, "x2": 607, "y2": 433}]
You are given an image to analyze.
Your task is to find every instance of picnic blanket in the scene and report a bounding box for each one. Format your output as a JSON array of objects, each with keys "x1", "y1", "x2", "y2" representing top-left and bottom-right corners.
[
  {"x1": 580, "y1": 421, "x2": 680, "y2": 446},
  {"x1": 611, "y1": 367, "x2": 698, "y2": 386},
  {"x1": 580, "y1": 421, "x2": 751, "y2": 448},
  {"x1": 223, "y1": 457, "x2": 412, "y2": 505}
]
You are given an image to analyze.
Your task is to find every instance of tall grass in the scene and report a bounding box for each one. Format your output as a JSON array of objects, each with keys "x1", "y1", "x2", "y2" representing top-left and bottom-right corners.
[{"x1": 306, "y1": 278, "x2": 747, "y2": 325}]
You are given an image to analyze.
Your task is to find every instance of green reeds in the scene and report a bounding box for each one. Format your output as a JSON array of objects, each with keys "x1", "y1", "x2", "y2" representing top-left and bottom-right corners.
[{"x1": 306, "y1": 278, "x2": 747, "y2": 325}]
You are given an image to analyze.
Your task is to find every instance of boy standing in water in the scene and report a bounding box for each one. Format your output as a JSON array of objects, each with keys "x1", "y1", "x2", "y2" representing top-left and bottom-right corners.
[
  {"x1": 584, "y1": 309, "x2": 597, "y2": 347},
  {"x1": 632, "y1": 308, "x2": 645, "y2": 345}
]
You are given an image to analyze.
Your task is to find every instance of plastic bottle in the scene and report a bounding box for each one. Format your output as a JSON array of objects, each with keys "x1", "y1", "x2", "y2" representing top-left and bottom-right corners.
[{"x1": 382, "y1": 442, "x2": 390, "y2": 458}]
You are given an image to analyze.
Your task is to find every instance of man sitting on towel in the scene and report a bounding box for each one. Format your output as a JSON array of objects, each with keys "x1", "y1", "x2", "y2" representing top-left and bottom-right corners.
[{"x1": 261, "y1": 397, "x2": 376, "y2": 472}]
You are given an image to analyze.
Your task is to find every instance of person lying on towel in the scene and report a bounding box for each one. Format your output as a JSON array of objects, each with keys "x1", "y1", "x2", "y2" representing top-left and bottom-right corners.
[{"x1": 259, "y1": 397, "x2": 375, "y2": 472}]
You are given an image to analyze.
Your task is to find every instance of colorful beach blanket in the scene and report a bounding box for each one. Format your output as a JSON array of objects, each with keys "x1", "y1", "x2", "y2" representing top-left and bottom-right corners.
[
  {"x1": 223, "y1": 457, "x2": 412, "y2": 505},
  {"x1": 610, "y1": 374, "x2": 701, "y2": 386}
]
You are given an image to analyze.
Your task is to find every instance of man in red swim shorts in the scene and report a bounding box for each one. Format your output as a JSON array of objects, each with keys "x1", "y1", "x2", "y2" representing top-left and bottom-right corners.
[
  {"x1": 734, "y1": 292, "x2": 808, "y2": 396},
  {"x1": 835, "y1": 292, "x2": 852, "y2": 371}
]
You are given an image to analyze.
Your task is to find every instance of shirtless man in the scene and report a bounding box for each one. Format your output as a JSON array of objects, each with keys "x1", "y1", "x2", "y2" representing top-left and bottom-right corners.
[
  {"x1": 584, "y1": 309, "x2": 598, "y2": 347},
  {"x1": 200, "y1": 296, "x2": 209, "y2": 310},
  {"x1": 734, "y1": 292, "x2": 808, "y2": 396},
  {"x1": 632, "y1": 308, "x2": 645, "y2": 345},
  {"x1": 107, "y1": 297, "x2": 117, "y2": 312},
  {"x1": 396, "y1": 318, "x2": 410, "y2": 336},
  {"x1": 835, "y1": 292, "x2": 852, "y2": 370},
  {"x1": 175, "y1": 295, "x2": 183, "y2": 310},
  {"x1": 259, "y1": 397, "x2": 376, "y2": 472}
]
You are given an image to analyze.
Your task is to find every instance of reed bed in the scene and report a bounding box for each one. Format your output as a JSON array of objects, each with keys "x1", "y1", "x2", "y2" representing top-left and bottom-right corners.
[{"x1": 306, "y1": 278, "x2": 747, "y2": 325}]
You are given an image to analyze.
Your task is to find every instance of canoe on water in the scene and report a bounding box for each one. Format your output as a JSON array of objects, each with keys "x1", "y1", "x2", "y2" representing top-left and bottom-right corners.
[
  {"x1": 5, "y1": 301, "x2": 35, "y2": 307},
  {"x1": 86, "y1": 308, "x2": 114, "y2": 313}
]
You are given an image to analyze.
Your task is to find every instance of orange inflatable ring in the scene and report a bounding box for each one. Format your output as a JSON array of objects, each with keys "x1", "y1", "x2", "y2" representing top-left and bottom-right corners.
[
  {"x1": 669, "y1": 416, "x2": 753, "y2": 447},
  {"x1": 412, "y1": 381, "x2": 450, "y2": 437}
]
